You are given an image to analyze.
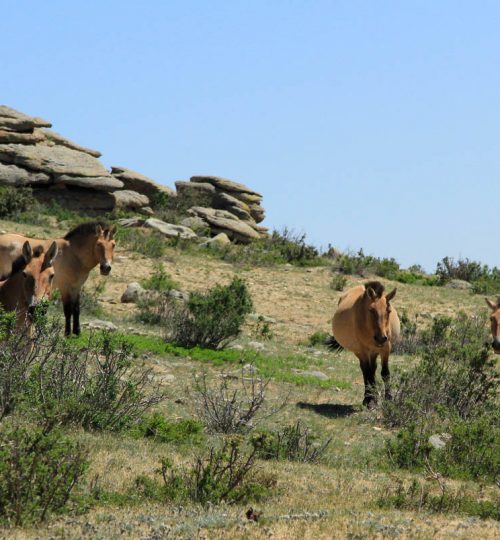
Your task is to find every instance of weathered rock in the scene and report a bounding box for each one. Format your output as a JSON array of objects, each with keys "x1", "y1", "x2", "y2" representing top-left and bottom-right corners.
[
  {"x1": 249, "y1": 203, "x2": 265, "y2": 223},
  {"x1": 55, "y1": 174, "x2": 124, "y2": 191},
  {"x1": 139, "y1": 206, "x2": 154, "y2": 216},
  {"x1": 168, "y1": 289, "x2": 190, "y2": 302},
  {"x1": 200, "y1": 232, "x2": 231, "y2": 248},
  {"x1": 175, "y1": 181, "x2": 215, "y2": 210},
  {"x1": 188, "y1": 207, "x2": 260, "y2": 243},
  {"x1": 291, "y1": 369, "x2": 329, "y2": 381},
  {"x1": 39, "y1": 129, "x2": 102, "y2": 157},
  {"x1": 428, "y1": 433, "x2": 451, "y2": 450},
  {"x1": 117, "y1": 217, "x2": 145, "y2": 228},
  {"x1": 248, "y1": 313, "x2": 276, "y2": 324},
  {"x1": 247, "y1": 341, "x2": 265, "y2": 351},
  {"x1": 83, "y1": 319, "x2": 118, "y2": 331},
  {"x1": 121, "y1": 282, "x2": 146, "y2": 303},
  {"x1": 215, "y1": 191, "x2": 250, "y2": 213},
  {"x1": 231, "y1": 191, "x2": 263, "y2": 205},
  {"x1": 111, "y1": 166, "x2": 175, "y2": 200},
  {"x1": 445, "y1": 279, "x2": 473, "y2": 290},
  {"x1": 112, "y1": 190, "x2": 149, "y2": 209},
  {"x1": 0, "y1": 105, "x2": 51, "y2": 131},
  {"x1": 180, "y1": 216, "x2": 209, "y2": 231},
  {"x1": 34, "y1": 187, "x2": 116, "y2": 211},
  {"x1": 0, "y1": 162, "x2": 50, "y2": 186},
  {"x1": 0, "y1": 129, "x2": 45, "y2": 145},
  {"x1": 144, "y1": 218, "x2": 197, "y2": 240},
  {"x1": 0, "y1": 143, "x2": 110, "y2": 177},
  {"x1": 191, "y1": 176, "x2": 262, "y2": 197}
]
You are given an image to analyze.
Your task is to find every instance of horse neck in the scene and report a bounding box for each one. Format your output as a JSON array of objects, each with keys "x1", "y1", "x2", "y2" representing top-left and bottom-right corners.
[
  {"x1": 0, "y1": 273, "x2": 26, "y2": 311},
  {"x1": 63, "y1": 237, "x2": 98, "y2": 273}
]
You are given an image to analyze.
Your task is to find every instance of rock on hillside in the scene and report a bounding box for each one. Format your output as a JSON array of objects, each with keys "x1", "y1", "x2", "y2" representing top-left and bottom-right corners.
[
  {"x1": 0, "y1": 106, "x2": 268, "y2": 243},
  {"x1": 0, "y1": 105, "x2": 161, "y2": 214}
]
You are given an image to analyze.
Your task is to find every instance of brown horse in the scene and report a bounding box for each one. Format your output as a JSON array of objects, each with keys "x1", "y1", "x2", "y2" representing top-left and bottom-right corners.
[
  {"x1": 332, "y1": 281, "x2": 400, "y2": 407},
  {"x1": 485, "y1": 297, "x2": 500, "y2": 354},
  {"x1": 0, "y1": 240, "x2": 58, "y2": 329},
  {"x1": 0, "y1": 222, "x2": 116, "y2": 336}
]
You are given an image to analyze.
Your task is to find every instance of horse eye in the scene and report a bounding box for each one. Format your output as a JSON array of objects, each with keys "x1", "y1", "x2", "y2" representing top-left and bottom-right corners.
[
  {"x1": 22, "y1": 271, "x2": 27, "y2": 279},
  {"x1": 49, "y1": 274, "x2": 55, "y2": 281}
]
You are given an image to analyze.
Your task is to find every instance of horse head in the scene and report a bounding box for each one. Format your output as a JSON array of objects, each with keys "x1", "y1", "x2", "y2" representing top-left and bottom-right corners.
[
  {"x1": 364, "y1": 282, "x2": 397, "y2": 347},
  {"x1": 19, "y1": 241, "x2": 58, "y2": 317},
  {"x1": 485, "y1": 297, "x2": 500, "y2": 354},
  {"x1": 94, "y1": 225, "x2": 117, "y2": 276}
]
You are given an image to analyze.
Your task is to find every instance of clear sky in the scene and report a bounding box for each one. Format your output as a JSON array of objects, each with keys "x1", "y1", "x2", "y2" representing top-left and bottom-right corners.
[{"x1": 3, "y1": 1, "x2": 499, "y2": 271}]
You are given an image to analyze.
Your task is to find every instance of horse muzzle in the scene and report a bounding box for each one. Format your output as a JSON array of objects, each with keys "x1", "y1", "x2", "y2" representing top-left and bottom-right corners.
[
  {"x1": 374, "y1": 335, "x2": 388, "y2": 347},
  {"x1": 100, "y1": 263, "x2": 112, "y2": 276},
  {"x1": 492, "y1": 338, "x2": 500, "y2": 354}
]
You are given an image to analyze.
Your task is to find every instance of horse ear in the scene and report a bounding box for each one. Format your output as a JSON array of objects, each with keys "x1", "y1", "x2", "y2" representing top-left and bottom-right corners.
[
  {"x1": 386, "y1": 288, "x2": 397, "y2": 303},
  {"x1": 96, "y1": 225, "x2": 104, "y2": 237},
  {"x1": 365, "y1": 286, "x2": 377, "y2": 301},
  {"x1": 42, "y1": 242, "x2": 58, "y2": 270},
  {"x1": 22, "y1": 241, "x2": 32, "y2": 262},
  {"x1": 485, "y1": 298, "x2": 497, "y2": 310},
  {"x1": 108, "y1": 225, "x2": 117, "y2": 240}
]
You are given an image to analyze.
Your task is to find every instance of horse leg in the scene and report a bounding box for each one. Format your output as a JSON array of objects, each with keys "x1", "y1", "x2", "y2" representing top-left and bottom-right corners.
[
  {"x1": 358, "y1": 354, "x2": 376, "y2": 407},
  {"x1": 72, "y1": 294, "x2": 81, "y2": 336},
  {"x1": 381, "y1": 350, "x2": 391, "y2": 400},
  {"x1": 63, "y1": 298, "x2": 73, "y2": 336}
]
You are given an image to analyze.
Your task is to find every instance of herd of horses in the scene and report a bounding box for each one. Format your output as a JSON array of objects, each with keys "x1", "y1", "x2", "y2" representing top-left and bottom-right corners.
[{"x1": 0, "y1": 220, "x2": 498, "y2": 406}]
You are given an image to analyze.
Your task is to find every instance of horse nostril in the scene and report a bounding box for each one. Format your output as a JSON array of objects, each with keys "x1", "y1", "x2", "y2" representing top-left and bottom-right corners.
[{"x1": 381, "y1": 335, "x2": 388, "y2": 343}]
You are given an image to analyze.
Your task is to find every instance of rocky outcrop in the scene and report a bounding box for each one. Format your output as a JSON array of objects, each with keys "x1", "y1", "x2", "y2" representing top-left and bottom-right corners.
[
  {"x1": 0, "y1": 107, "x2": 268, "y2": 243},
  {"x1": 0, "y1": 106, "x2": 152, "y2": 214}
]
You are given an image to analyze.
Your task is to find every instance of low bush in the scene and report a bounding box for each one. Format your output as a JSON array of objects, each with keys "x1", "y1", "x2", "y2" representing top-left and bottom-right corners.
[
  {"x1": 136, "y1": 437, "x2": 276, "y2": 505},
  {"x1": 79, "y1": 281, "x2": 106, "y2": 317},
  {"x1": 116, "y1": 227, "x2": 165, "y2": 258},
  {"x1": 436, "y1": 256, "x2": 485, "y2": 284},
  {"x1": 24, "y1": 332, "x2": 166, "y2": 431},
  {"x1": 391, "y1": 311, "x2": 421, "y2": 355},
  {"x1": 382, "y1": 313, "x2": 498, "y2": 484},
  {"x1": 251, "y1": 420, "x2": 331, "y2": 463},
  {"x1": 0, "y1": 422, "x2": 88, "y2": 525},
  {"x1": 0, "y1": 186, "x2": 38, "y2": 219},
  {"x1": 192, "y1": 370, "x2": 281, "y2": 434},
  {"x1": 330, "y1": 273, "x2": 347, "y2": 291},
  {"x1": 141, "y1": 263, "x2": 179, "y2": 292},
  {"x1": 130, "y1": 414, "x2": 204, "y2": 446},
  {"x1": 159, "y1": 277, "x2": 253, "y2": 349},
  {"x1": 308, "y1": 330, "x2": 330, "y2": 347}
]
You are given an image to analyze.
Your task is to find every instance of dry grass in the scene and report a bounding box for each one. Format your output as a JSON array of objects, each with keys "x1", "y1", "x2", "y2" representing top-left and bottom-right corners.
[{"x1": 0, "y1": 218, "x2": 497, "y2": 539}]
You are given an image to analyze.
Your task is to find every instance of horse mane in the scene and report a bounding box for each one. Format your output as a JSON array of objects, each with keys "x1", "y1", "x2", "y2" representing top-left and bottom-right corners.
[
  {"x1": 64, "y1": 221, "x2": 110, "y2": 241},
  {"x1": 364, "y1": 280, "x2": 385, "y2": 298}
]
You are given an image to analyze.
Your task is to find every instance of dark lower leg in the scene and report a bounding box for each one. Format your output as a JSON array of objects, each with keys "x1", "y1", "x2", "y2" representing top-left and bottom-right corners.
[
  {"x1": 72, "y1": 295, "x2": 80, "y2": 336},
  {"x1": 381, "y1": 356, "x2": 391, "y2": 399},
  {"x1": 63, "y1": 301, "x2": 73, "y2": 336}
]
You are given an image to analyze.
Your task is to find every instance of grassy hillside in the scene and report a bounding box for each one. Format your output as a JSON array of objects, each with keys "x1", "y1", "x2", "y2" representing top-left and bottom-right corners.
[{"x1": 0, "y1": 217, "x2": 497, "y2": 540}]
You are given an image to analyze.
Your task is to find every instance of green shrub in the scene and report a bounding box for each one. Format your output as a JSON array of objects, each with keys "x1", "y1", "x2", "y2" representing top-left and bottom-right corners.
[
  {"x1": 22, "y1": 331, "x2": 166, "y2": 431},
  {"x1": 382, "y1": 313, "x2": 496, "y2": 427},
  {"x1": 0, "y1": 423, "x2": 88, "y2": 525},
  {"x1": 154, "y1": 437, "x2": 276, "y2": 505},
  {"x1": 141, "y1": 263, "x2": 179, "y2": 292},
  {"x1": 79, "y1": 281, "x2": 106, "y2": 317},
  {"x1": 308, "y1": 330, "x2": 330, "y2": 347},
  {"x1": 330, "y1": 273, "x2": 347, "y2": 291},
  {"x1": 116, "y1": 227, "x2": 165, "y2": 258},
  {"x1": 160, "y1": 277, "x2": 253, "y2": 349},
  {"x1": 130, "y1": 414, "x2": 204, "y2": 445},
  {"x1": 0, "y1": 186, "x2": 38, "y2": 219},
  {"x1": 377, "y1": 478, "x2": 499, "y2": 520},
  {"x1": 251, "y1": 421, "x2": 331, "y2": 463},
  {"x1": 392, "y1": 311, "x2": 420, "y2": 355},
  {"x1": 436, "y1": 256, "x2": 486, "y2": 284}
]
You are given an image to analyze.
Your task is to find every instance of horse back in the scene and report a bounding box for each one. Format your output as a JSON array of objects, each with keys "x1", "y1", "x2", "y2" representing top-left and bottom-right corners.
[{"x1": 332, "y1": 285, "x2": 366, "y2": 353}]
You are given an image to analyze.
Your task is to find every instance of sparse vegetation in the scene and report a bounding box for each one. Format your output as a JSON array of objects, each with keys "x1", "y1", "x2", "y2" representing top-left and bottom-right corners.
[
  {"x1": 252, "y1": 421, "x2": 332, "y2": 463},
  {"x1": 159, "y1": 277, "x2": 253, "y2": 349},
  {"x1": 0, "y1": 186, "x2": 38, "y2": 220},
  {"x1": 141, "y1": 263, "x2": 179, "y2": 292},
  {"x1": 0, "y1": 422, "x2": 88, "y2": 525}
]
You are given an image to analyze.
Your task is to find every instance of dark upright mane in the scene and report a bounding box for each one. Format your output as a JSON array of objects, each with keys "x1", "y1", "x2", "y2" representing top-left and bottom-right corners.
[
  {"x1": 364, "y1": 280, "x2": 385, "y2": 298},
  {"x1": 64, "y1": 221, "x2": 110, "y2": 241}
]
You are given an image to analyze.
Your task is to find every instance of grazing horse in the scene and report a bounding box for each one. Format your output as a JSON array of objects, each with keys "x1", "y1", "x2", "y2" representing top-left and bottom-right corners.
[
  {"x1": 0, "y1": 240, "x2": 58, "y2": 329},
  {"x1": 485, "y1": 297, "x2": 500, "y2": 354},
  {"x1": 0, "y1": 222, "x2": 116, "y2": 336},
  {"x1": 332, "y1": 281, "x2": 400, "y2": 407}
]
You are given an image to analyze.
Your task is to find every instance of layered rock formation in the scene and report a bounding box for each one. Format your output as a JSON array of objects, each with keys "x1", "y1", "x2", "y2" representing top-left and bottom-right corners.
[
  {"x1": 0, "y1": 106, "x2": 268, "y2": 243},
  {"x1": 0, "y1": 106, "x2": 161, "y2": 213}
]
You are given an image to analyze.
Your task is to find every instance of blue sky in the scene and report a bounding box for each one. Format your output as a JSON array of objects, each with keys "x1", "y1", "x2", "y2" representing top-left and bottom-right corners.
[{"x1": 2, "y1": 1, "x2": 499, "y2": 271}]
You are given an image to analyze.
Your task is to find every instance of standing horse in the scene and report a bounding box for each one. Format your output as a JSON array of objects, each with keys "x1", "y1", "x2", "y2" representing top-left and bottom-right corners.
[
  {"x1": 0, "y1": 240, "x2": 58, "y2": 329},
  {"x1": 485, "y1": 297, "x2": 500, "y2": 354},
  {"x1": 0, "y1": 222, "x2": 116, "y2": 336},
  {"x1": 332, "y1": 281, "x2": 400, "y2": 407}
]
